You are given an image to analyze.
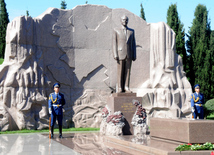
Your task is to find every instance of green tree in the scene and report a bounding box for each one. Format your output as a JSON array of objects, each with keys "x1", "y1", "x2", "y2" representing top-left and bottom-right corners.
[
  {"x1": 61, "y1": 0, "x2": 67, "y2": 9},
  {"x1": 167, "y1": 4, "x2": 186, "y2": 71},
  {"x1": 0, "y1": 0, "x2": 9, "y2": 58},
  {"x1": 26, "y1": 10, "x2": 29, "y2": 17},
  {"x1": 85, "y1": 1, "x2": 88, "y2": 4},
  {"x1": 140, "y1": 3, "x2": 146, "y2": 21},
  {"x1": 208, "y1": 31, "x2": 214, "y2": 99},
  {"x1": 186, "y1": 4, "x2": 212, "y2": 101}
]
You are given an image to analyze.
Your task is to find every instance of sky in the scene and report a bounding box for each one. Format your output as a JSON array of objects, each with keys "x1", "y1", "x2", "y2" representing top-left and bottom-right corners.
[{"x1": 5, "y1": 0, "x2": 214, "y2": 35}]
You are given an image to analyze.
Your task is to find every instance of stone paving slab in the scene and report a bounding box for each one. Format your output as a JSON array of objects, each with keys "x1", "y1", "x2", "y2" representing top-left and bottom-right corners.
[
  {"x1": 105, "y1": 135, "x2": 214, "y2": 155},
  {"x1": 0, "y1": 133, "x2": 80, "y2": 155},
  {"x1": 49, "y1": 132, "x2": 131, "y2": 155}
]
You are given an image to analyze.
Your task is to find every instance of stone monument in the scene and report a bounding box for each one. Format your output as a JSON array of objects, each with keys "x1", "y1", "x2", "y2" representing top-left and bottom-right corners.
[
  {"x1": 106, "y1": 93, "x2": 142, "y2": 135},
  {"x1": 0, "y1": 5, "x2": 192, "y2": 131},
  {"x1": 105, "y1": 14, "x2": 148, "y2": 135}
]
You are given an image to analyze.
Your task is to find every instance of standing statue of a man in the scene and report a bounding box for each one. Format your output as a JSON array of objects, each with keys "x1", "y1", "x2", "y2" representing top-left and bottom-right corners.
[{"x1": 112, "y1": 15, "x2": 136, "y2": 93}]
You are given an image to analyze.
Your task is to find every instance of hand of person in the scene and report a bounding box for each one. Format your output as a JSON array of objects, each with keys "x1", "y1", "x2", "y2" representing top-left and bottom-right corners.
[
  {"x1": 191, "y1": 107, "x2": 195, "y2": 113},
  {"x1": 49, "y1": 108, "x2": 52, "y2": 115}
]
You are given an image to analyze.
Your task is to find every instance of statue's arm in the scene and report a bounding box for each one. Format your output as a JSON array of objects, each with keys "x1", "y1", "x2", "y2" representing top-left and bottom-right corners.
[
  {"x1": 112, "y1": 29, "x2": 118, "y2": 60},
  {"x1": 132, "y1": 30, "x2": 136, "y2": 61}
]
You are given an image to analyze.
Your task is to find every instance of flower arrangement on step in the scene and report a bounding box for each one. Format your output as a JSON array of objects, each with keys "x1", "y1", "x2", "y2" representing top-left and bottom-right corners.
[{"x1": 175, "y1": 142, "x2": 214, "y2": 151}]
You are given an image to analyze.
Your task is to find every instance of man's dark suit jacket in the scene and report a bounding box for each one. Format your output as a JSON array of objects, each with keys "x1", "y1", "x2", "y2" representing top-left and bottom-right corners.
[{"x1": 112, "y1": 27, "x2": 136, "y2": 61}]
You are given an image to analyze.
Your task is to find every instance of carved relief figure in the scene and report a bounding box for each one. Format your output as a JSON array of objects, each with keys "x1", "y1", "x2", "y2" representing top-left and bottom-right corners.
[{"x1": 112, "y1": 15, "x2": 136, "y2": 93}]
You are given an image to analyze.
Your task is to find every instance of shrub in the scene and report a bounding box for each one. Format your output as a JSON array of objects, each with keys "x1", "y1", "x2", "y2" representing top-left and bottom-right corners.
[
  {"x1": 204, "y1": 99, "x2": 214, "y2": 117},
  {"x1": 175, "y1": 142, "x2": 214, "y2": 151},
  {"x1": 0, "y1": 58, "x2": 3, "y2": 64}
]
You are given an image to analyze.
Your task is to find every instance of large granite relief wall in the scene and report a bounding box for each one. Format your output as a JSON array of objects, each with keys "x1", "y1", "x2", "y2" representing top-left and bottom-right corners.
[{"x1": 0, "y1": 5, "x2": 190, "y2": 131}]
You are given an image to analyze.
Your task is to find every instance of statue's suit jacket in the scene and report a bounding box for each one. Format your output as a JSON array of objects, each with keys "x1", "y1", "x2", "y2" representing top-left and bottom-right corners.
[{"x1": 112, "y1": 26, "x2": 136, "y2": 61}]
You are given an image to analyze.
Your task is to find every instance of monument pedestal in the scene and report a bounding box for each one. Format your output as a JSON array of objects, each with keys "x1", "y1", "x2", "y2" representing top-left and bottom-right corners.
[
  {"x1": 107, "y1": 93, "x2": 141, "y2": 135},
  {"x1": 150, "y1": 118, "x2": 214, "y2": 143}
]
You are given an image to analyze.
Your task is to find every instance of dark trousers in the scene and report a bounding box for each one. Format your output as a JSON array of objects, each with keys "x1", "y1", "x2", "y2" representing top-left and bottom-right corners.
[
  {"x1": 193, "y1": 106, "x2": 204, "y2": 119},
  {"x1": 117, "y1": 58, "x2": 132, "y2": 92},
  {"x1": 51, "y1": 113, "x2": 63, "y2": 126}
]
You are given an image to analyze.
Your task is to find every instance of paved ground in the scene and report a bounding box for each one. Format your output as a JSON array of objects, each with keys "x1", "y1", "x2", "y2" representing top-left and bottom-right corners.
[
  {"x1": 0, "y1": 132, "x2": 131, "y2": 155},
  {"x1": 0, "y1": 133, "x2": 81, "y2": 155},
  {"x1": 1, "y1": 131, "x2": 212, "y2": 155}
]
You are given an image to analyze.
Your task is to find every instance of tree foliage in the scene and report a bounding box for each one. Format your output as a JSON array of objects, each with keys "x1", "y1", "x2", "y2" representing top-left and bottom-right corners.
[
  {"x1": 26, "y1": 10, "x2": 29, "y2": 17},
  {"x1": 209, "y1": 30, "x2": 214, "y2": 99},
  {"x1": 186, "y1": 4, "x2": 213, "y2": 101},
  {"x1": 140, "y1": 3, "x2": 146, "y2": 21},
  {"x1": 166, "y1": 4, "x2": 186, "y2": 71},
  {"x1": 61, "y1": 0, "x2": 67, "y2": 9},
  {"x1": 0, "y1": 0, "x2": 9, "y2": 58}
]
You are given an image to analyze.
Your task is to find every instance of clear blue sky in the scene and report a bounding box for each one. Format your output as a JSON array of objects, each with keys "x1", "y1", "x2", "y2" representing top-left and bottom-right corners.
[{"x1": 5, "y1": 0, "x2": 214, "y2": 35}]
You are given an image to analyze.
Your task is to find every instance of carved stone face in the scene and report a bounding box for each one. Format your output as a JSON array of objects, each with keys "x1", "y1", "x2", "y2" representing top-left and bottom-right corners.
[{"x1": 121, "y1": 15, "x2": 128, "y2": 27}]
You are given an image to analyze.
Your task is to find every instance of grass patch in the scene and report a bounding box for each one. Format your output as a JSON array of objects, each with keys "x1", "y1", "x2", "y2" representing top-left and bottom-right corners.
[
  {"x1": 0, "y1": 128, "x2": 100, "y2": 134},
  {"x1": 0, "y1": 58, "x2": 3, "y2": 64},
  {"x1": 206, "y1": 113, "x2": 214, "y2": 120}
]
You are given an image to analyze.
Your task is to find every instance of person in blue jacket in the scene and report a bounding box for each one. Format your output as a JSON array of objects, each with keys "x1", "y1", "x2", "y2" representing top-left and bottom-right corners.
[
  {"x1": 191, "y1": 84, "x2": 205, "y2": 119},
  {"x1": 48, "y1": 83, "x2": 66, "y2": 138}
]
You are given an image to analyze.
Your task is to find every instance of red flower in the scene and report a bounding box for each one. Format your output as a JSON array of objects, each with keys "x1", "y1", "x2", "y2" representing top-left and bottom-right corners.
[
  {"x1": 210, "y1": 152, "x2": 214, "y2": 155},
  {"x1": 187, "y1": 143, "x2": 192, "y2": 145}
]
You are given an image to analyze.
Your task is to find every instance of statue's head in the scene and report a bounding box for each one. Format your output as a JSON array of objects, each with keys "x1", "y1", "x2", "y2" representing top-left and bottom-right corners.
[{"x1": 120, "y1": 15, "x2": 128, "y2": 27}]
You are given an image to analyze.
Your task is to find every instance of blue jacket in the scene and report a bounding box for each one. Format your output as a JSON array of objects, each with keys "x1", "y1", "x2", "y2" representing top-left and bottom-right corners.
[
  {"x1": 48, "y1": 92, "x2": 65, "y2": 115},
  {"x1": 191, "y1": 92, "x2": 204, "y2": 113}
]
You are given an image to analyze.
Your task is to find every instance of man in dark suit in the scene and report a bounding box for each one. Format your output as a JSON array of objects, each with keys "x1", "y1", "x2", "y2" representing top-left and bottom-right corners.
[
  {"x1": 48, "y1": 83, "x2": 66, "y2": 138},
  {"x1": 112, "y1": 15, "x2": 136, "y2": 93}
]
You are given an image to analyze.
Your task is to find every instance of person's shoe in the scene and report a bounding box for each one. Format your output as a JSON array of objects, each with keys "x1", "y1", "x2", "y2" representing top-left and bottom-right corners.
[
  {"x1": 59, "y1": 125, "x2": 63, "y2": 138},
  {"x1": 51, "y1": 126, "x2": 54, "y2": 139},
  {"x1": 117, "y1": 88, "x2": 123, "y2": 93},
  {"x1": 125, "y1": 87, "x2": 132, "y2": 93}
]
